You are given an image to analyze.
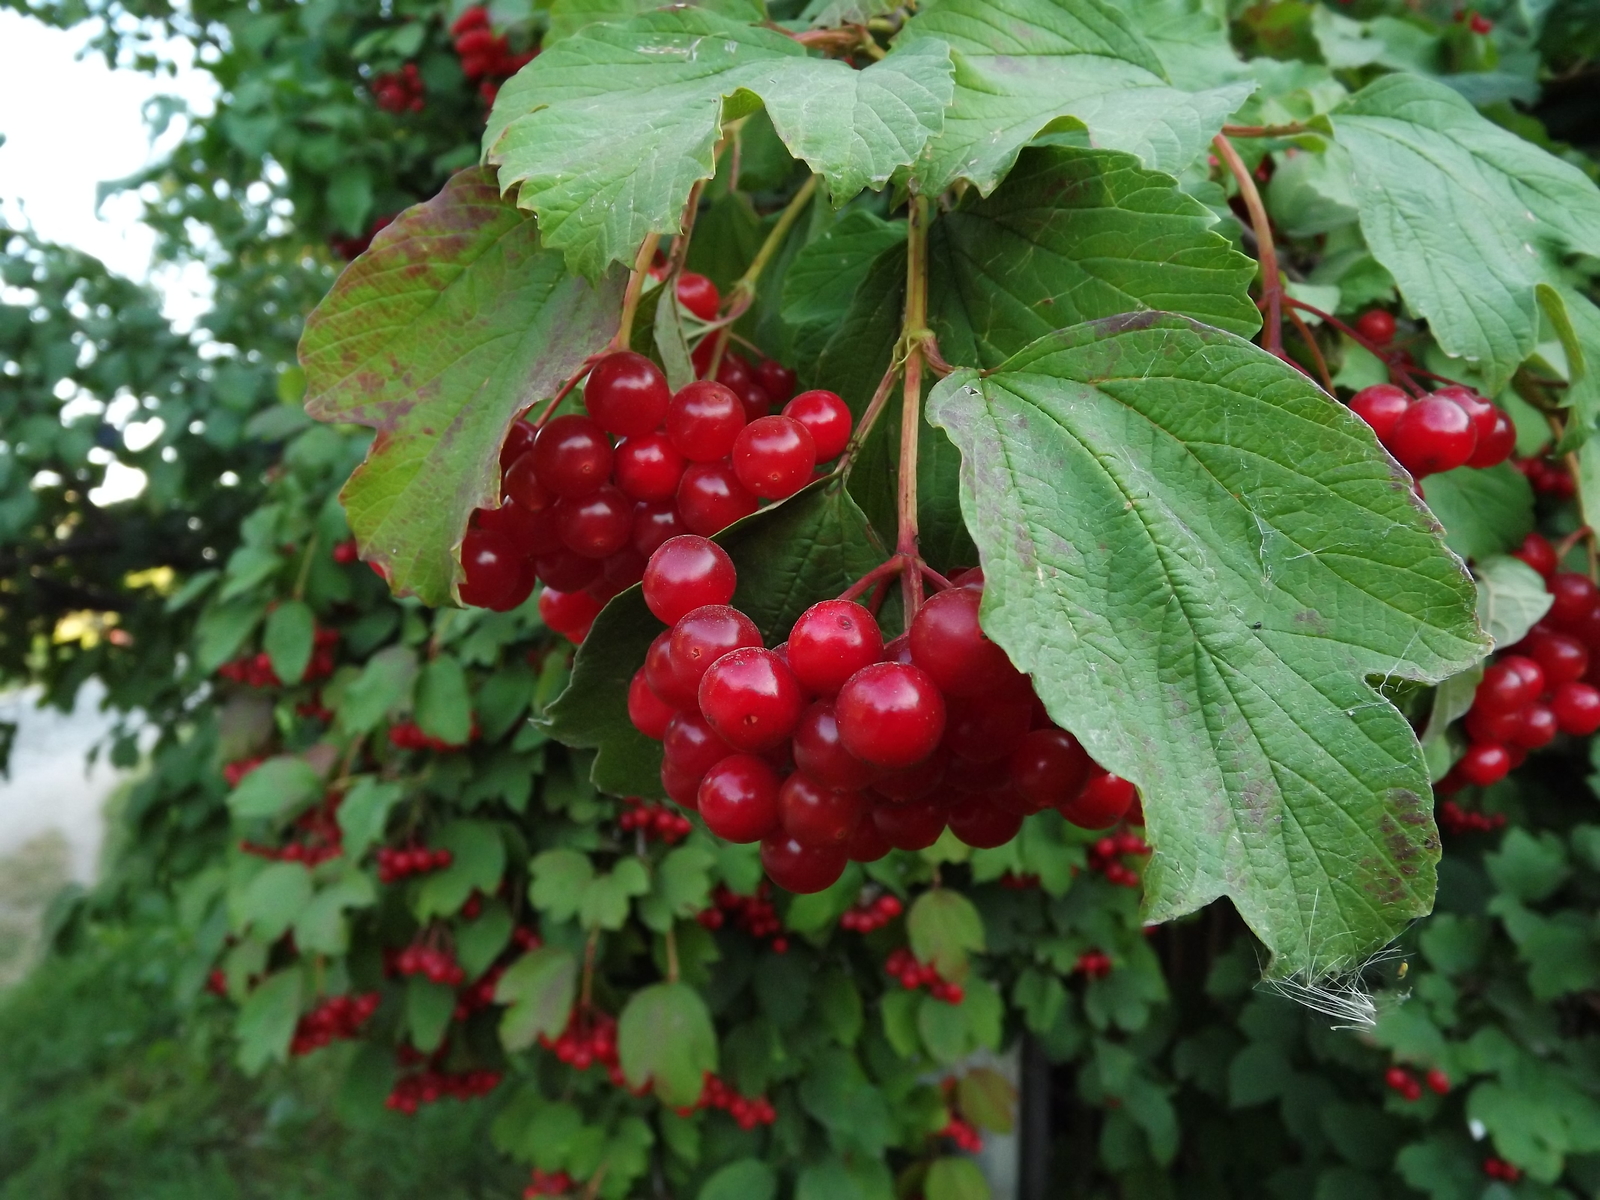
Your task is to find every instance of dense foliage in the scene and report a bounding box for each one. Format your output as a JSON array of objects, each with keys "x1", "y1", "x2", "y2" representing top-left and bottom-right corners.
[{"x1": 3, "y1": 0, "x2": 1600, "y2": 1196}]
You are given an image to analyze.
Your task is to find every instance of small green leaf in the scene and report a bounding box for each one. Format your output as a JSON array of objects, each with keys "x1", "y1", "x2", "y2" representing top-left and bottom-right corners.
[
  {"x1": 638, "y1": 844, "x2": 716, "y2": 933},
  {"x1": 336, "y1": 777, "x2": 406, "y2": 859},
  {"x1": 197, "y1": 599, "x2": 268, "y2": 672},
  {"x1": 618, "y1": 982, "x2": 718, "y2": 1106},
  {"x1": 263, "y1": 600, "x2": 315, "y2": 685},
  {"x1": 237, "y1": 968, "x2": 302, "y2": 1075},
  {"x1": 457, "y1": 901, "x2": 515, "y2": 980},
  {"x1": 1474, "y1": 555, "x2": 1553, "y2": 649},
  {"x1": 958, "y1": 1066, "x2": 1017, "y2": 1134},
  {"x1": 415, "y1": 656, "x2": 473, "y2": 747},
  {"x1": 529, "y1": 849, "x2": 595, "y2": 922},
  {"x1": 414, "y1": 821, "x2": 507, "y2": 919},
  {"x1": 698, "y1": 1159, "x2": 777, "y2": 1200},
  {"x1": 233, "y1": 861, "x2": 314, "y2": 941},
  {"x1": 337, "y1": 645, "x2": 418, "y2": 734},
  {"x1": 1486, "y1": 828, "x2": 1570, "y2": 904},
  {"x1": 907, "y1": 889, "x2": 985, "y2": 983},
  {"x1": 925, "y1": 1157, "x2": 990, "y2": 1200},
  {"x1": 497, "y1": 946, "x2": 580, "y2": 1051},
  {"x1": 293, "y1": 870, "x2": 376, "y2": 955},
  {"x1": 580, "y1": 857, "x2": 651, "y2": 930},
  {"x1": 406, "y1": 975, "x2": 457, "y2": 1054},
  {"x1": 228, "y1": 755, "x2": 324, "y2": 821}
]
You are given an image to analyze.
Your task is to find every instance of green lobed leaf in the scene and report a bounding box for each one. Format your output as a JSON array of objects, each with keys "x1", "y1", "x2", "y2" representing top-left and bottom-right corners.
[
  {"x1": 336, "y1": 776, "x2": 406, "y2": 859},
  {"x1": 484, "y1": 10, "x2": 955, "y2": 279},
  {"x1": 293, "y1": 870, "x2": 376, "y2": 955},
  {"x1": 407, "y1": 976, "x2": 457, "y2": 1054},
  {"x1": 233, "y1": 861, "x2": 314, "y2": 942},
  {"x1": 300, "y1": 168, "x2": 626, "y2": 605},
  {"x1": 228, "y1": 755, "x2": 324, "y2": 822},
  {"x1": 907, "y1": 889, "x2": 985, "y2": 983},
  {"x1": 497, "y1": 945, "x2": 581, "y2": 1051},
  {"x1": 927, "y1": 313, "x2": 1487, "y2": 977},
  {"x1": 957, "y1": 1066, "x2": 1018, "y2": 1134},
  {"x1": 899, "y1": 0, "x2": 1254, "y2": 193},
  {"x1": 336, "y1": 645, "x2": 418, "y2": 735},
  {"x1": 414, "y1": 656, "x2": 473, "y2": 747},
  {"x1": 456, "y1": 900, "x2": 515, "y2": 979},
  {"x1": 618, "y1": 981, "x2": 719, "y2": 1106},
  {"x1": 236, "y1": 968, "x2": 303, "y2": 1075},
  {"x1": 1326, "y1": 75, "x2": 1600, "y2": 393},
  {"x1": 1099, "y1": 0, "x2": 1249, "y2": 91},
  {"x1": 413, "y1": 820, "x2": 507, "y2": 919},
  {"x1": 579, "y1": 857, "x2": 652, "y2": 930},
  {"x1": 781, "y1": 209, "x2": 908, "y2": 370},
  {"x1": 529, "y1": 848, "x2": 595, "y2": 923},
  {"x1": 262, "y1": 599, "x2": 315, "y2": 686},
  {"x1": 1418, "y1": 462, "x2": 1533, "y2": 563},
  {"x1": 698, "y1": 1159, "x2": 777, "y2": 1200}
]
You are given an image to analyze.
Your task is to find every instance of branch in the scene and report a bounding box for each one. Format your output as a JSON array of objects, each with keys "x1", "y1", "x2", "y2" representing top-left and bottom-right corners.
[{"x1": 1212, "y1": 133, "x2": 1287, "y2": 361}]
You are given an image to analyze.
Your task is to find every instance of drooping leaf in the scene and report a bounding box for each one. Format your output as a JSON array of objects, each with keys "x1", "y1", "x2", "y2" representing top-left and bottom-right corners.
[
  {"x1": 336, "y1": 645, "x2": 418, "y2": 734},
  {"x1": 579, "y1": 857, "x2": 652, "y2": 930},
  {"x1": 927, "y1": 312, "x2": 1487, "y2": 977},
  {"x1": 1326, "y1": 75, "x2": 1600, "y2": 393},
  {"x1": 484, "y1": 10, "x2": 954, "y2": 279},
  {"x1": 228, "y1": 755, "x2": 324, "y2": 822},
  {"x1": 698, "y1": 1159, "x2": 778, "y2": 1200},
  {"x1": 781, "y1": 209, "x2": 908, "y2": 369},
  {"x1": 497, "y1": 946, "x2": 580, "y2": 1051},
  {"x1": 300, "y1": 168, "x2": 626, "y2": 605},
  {"x1": 236, "y1": 968, "x2": 303, "y2": 1075},
  {"x1": 529, "y1": 849, "x2": 595, "y2": 923},
  {"x1": 233, "y1": 861, "x2": 315, "y2": 942},
  {"x1": 262, "y1": 599, "x2": 315, "y2": 686},
  {"x1": 1099, "y1": 0, "x2": 1249, "y2": 91},
  {"x1": 1418, "y1": 462, "x2": 1533, "y2": 563},
  {"x1": 907, "y1": 889, "x2": 985, "y2": 983},
  {"x1": 407, "y1": 976, "x2": 457, "y2": 1053},
  {"x1": 414, "y1": 656, "x2": 473, "y2": 747},
  {"x1": 457, "y1": 900, "x2": 515, "y2": 979},
  {"x1": 899, "y1": 0, "x2": 1254, "y2": 193},
  {"x1": 293, "y1": 870, "x2": 377, "y2": 955},
  {"x1": 336, "y1": 776, "x2": 407, "y2": 858},
  {"x1": 618, "y1": 982, "x2": 719, "y2": 1106}
]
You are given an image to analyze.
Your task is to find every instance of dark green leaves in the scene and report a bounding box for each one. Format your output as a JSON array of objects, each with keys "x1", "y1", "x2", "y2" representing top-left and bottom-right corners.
[
  {"x1": 928, "y1": 313, "x2": 1487, "y2": 977},
  {"x1": 300, "y1": 168, "x2": 625, "y2": 605},
  {"x1": 618, "y1": 982, "x2": 718, "y2": 1105}
]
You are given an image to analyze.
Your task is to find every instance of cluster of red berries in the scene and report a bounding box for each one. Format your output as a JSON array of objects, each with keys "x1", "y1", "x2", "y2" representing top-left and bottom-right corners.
[
  {"x1": 1455, "y1": 8, "x2": 1494, "y2": 34},
  {"x1": 388, "y1": 942, "x2": 467, "y2": 986},
  {"x1": 627, "y1": 535, "x2": 1139, "y2": 894},
  {"x1": 1087, "y1": 831, "x2": 1150, "y2": 887},
  {"x1": 289, "y1": 992, "x2": 381, "y2": 1056},
  {"x1": 1384, "y1": 1064, "x2": 1450, "y2": 1101},
  {"x1": 386, "y1": 1062, "x2": 502, "y2": 1113},
  {"x1": 388, "y1": 718, "x2": 477, "y2": 751},
  {"x1": 452, "y1": 963, "x2": 506, "y2": 1022},
  {"x1": 1483, "y1": 1157, "x2": 1521, "y2": 1182},
  {"x1": 617, "y1": 796, "x2": 693, "y2": 843},
  {"x1": 1348, "y1": 382, "x2": 1515, "y2": 478},
  {"x1": 1514, "y1": 454, "x2": 1577, "y2": 499},
  {"x1": 539, "y1": 1009, "x2": 631, "y2": 1087},
  {"x1": 696, "y1": 883, "x2": 788, "y2": 951},
  {"x1": 673, "y1": 1073, "x2": 778, "y2": 1129},
  {"x1": 330, "y1": 214, "x2": 394, "y2": 261},
  {"x1": 885, "y1": 947, "x2": 963, "y2": 1004},
  {"x1": 1075, "y1": 949, "x2": 1114, "y2": 980},
  {"x1": 938, "y1": 1115, "x2": 983, "y2": 1153},
  {"x1": 376, "y1": 844, "x2": 454, "y2": 884},
  {"x1": 459, "y1": 346, "x2": 848, "y2": 630},
  {"x1": 998, "y1": 871, "x2": 1042, "y2": 890},
  {"x1": 1436, "y1": 799, "x2": 1507, "y2": 836},
  {"x1": 217, "y1": 628, "x2": 339, "y2": 688},
  {"x1": 524, "y1": 1170, "x2": 574, "y2": 1197},
  {"x1": 223, "y1": 756, "x2": 265, "y2": 788},
  {"x1": 371, "y1": 62, "x2": 424, "y2": 113},
  {"x1": 449, "y1": 6, "x2": 534, "y2": 105},
  {"x1": 1353, "y1": 309, "x2": 1398, "y2": 345},
  {"x1": 240, "y1": 788, "x2": 346, "y2": 865},
  {"x1": 839, "y1": 891, "x2": 903, "y2": 933}
]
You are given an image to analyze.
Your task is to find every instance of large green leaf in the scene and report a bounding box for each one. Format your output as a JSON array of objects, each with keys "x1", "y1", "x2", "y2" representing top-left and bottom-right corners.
[
  {"x1": 484, "y1": 9, "x2": 954, "y2": 279},
  {"x1": 1099, "y1": 0, "x2": 1248, "y2": 91},
  {"x1": 781, "y1": 209, "x2": 907, "y2": 370},
  {"x1": 618, "y1": 982, "x2": 719, "y2": 1106},
  {"x1": 300, "y1": 168, "x2": 625, "y2": 605},
  {"x1": 1326, "y1": 75, "x2": 1600, "y2": 394},
  {"x1": 900, "y1": 0, "x2": 1254, "y2": 193},
  {"x1": 926, "y1": 312, "x2": 1487, "y2": 977}
]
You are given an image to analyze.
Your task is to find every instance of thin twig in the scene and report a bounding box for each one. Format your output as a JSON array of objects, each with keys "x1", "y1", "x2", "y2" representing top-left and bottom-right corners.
[
  {"x1": 839, "y1": 361, "x2": 900, "y2": 474},
  {"x1": 580, "y1": 928, "x2": 599, "y2": 1010},
  {"x1": 611, "y1": 233, "x2": 662, "y2": 353},
  {"x1": 729, "y1": 174, "x2": 818, "y2": 307},
  {"x1": 897, "y1": 195, "x2": 931, "y2": 624},
  {"x1": 1221, "y1": 122, "x2": 1312, "y2": 138},
  {"x1": 1285, "y1": 305, "x2": 1333, "y2": 392},
  {"x1": 1213, "y1": 134, "x2": 1286, "y2": 360},
  {"x1": 664, "y1": 926, "x2": 680, "y2": 984},
  {"x1": 531, "y1": 354, "x2": 605, "y2": 429}
]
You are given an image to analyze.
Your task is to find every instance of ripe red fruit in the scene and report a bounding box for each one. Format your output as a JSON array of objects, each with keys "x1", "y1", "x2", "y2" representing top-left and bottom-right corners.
[
  {"x1": 760, "y1": 833, "x2": 848, "y2": 894},
  {"x1": 732, "y1": 415, "x2": 816, "y2": 499},
  {"x1": 1474, "y1": 655, "x2": 1545, "y2": 714},
  {"x1": 663, "y1": 711, "x2": 735, "y2": 780},
  {"x1": 669, "y1": 605, "x2": 762, "y2": 696},
  {"x1": 459, "y1": 528, "x2": 524, "y2": 610},
  {"x1": 613, "y1": 433, "x2": 687, "y2": 502},
  {"x1": 532, "y1": 414, "x2": 613, "y2": 497},
  {"x1": 1060, "y1": 772, "x2": 1137, "y2": 829},
  {"x1": 1425, "y1": 1068, "x2": 1451, "y2": 1095},
  {"x1": 909, "y1": 586, "x2": 1017, "y2": 696},
  {"x1": 782, "y1": 390, "x2": 852, "y2": 461},
  {"x1": 1457, "y1": 741, "x2": 1512, "y2": 786},
  {"x1": 871, "y1": 795, "x2": 949, "y2": 851},
  {"x1": 942, "y1": 692, "x2": 1033, "y2": 763},
  {"x1": 787, "y1": 600, "x2": 884, "y2": 696},
  {"x1": 1466, "y1": 409, "x2": 1515, "y2": 468},
  {"x1": 599, "y1": 546, "x2": 647, "y2": 595},
  {"x1": 948, "y1": 793, "x2": 1024, "y2": 849},
  {"x1": 1510, "y1": 703, "x2": 1558, "y2": 749},
  {"x1": 1385, "y1": 397, "x2": 1477, "y2": 476},
  {"x1": 1354, "y1": 309, "x2": 1397, "y2": 345},
  {"x1": 1513, "y1": 532, "x2": 1558, "y2": 578},
  {"x1": 1348, "y1": 384, "x2": 1411, "y2": 441},
  {"x1": 500, "y1": 419, "x2": 537, "y2": 471},
  {"x1": 633, "y1": 500, "x2": 687, "y2": 557},
  {"x1": 1464, "y1": 703, "x2": 1521, "y2": 745},
  {"x1": 779, "y1": 773, "x2": 866, "y2": 846},
  {"x1": 754, "y1": 359, "x2": 797, "y2": 404},
  {"x1": 699, "y1": 646, "x2": 805, "y2": 752},
  {"x1": 1524, "y1": 628, "x2": 1588, "y2": 685},
  {"x1": 667, "y1": 381, "x2": 746, "y2": 461},
  {"x1": 646, "y1": 631, "x2": 699, "y2": 710},
  {"x1": 627, "y1": 668, "x2": 675, "y2": 739},
  {"x1": 675, "y1": 272, "x2": 720, "y2": 321},
  {"x1": 1434, "y1": 385, "x2": 1497, "y2": 444},
  {"x1": 792, "y1": 701, "x2": 878, "y2": 790},
  {"x1": 698, "y1": 755, "x2": 782, "y2": 843},
  {"x1": 534, "y1": 547, "x2": 600, "y2": 592},
  {"x1": 1547, "y1": 572, "x2": 1598, "y2": 629},
  {"x1": 473, "y1": 495, "x2": 550, "y2": 548},
  {"x1": 538, "y1": 587, "x2": 602, "y2": 644},
  {"x1": 642, "y1": 535, "x2": 736, "y2": 625},
  {"x1": 502, "y1": 451, "x2": 554, "y2": 514},
  {"x1": 584, "y1": 350, "x2": 671, "y2": 437},
  {"x1": 845, "y1": 817, "x2": 891, "y2": 863},
  {"x1": 554, "y1": 486, "x2": 633, "y2": 558},
  {"x1": 1551, "y1": 682, "x2": 1600, "y2": 735},
  {"x1": 1009, "y1": 728, "x2": 1092, "y2": 810},
  {"x1": 872, "y1": 749, "x2": 948, "y2": 803},
  {"x1": 836, "y1": 662, "x2": 948, "y2": 768},
  {"x1": 677, "y1": 462, "x2": 758, "y2": 535},
  {"x1": 739, "y1": 381, "x2": 773, "y2": 423}
]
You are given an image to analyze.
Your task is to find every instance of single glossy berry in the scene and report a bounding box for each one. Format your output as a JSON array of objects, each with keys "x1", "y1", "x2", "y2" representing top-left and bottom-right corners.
[
  {"x1": 600, "y1": 546, "x2": 647, "y2": 595},
  {"x1": 502, "y1": 451, "x2": 555, "y2": 513},
  {"x1": 669, "y1": 605, "x2": 763, "y2": 697},
  {"x1": 787, "y1": 600, "x2": 884, "y2": 696},
  {"x1": 1457, "y1": 741, "x2": 1512, "y2": 786},
  {"x1": 943, "y1": 692, "x2": 1033, "y2": 763},
  {"x1": 948, "y1": 792, "x2": 1024, "y2": 849},
  {"x1": 633, "y1": 500, "x2": 687, "y2": 557},
  {"x1": 532, "y1": 414, "x2": 613, "y2": 497},
  {"x1": 661, "y1": 759, "x2": 701, "y2": 809},
  {"x1": 755, "y1": 359, "x2": 797, "y2": 404},
  {"x1": 1474, "y1": 655, "x2": 1545, "y2": 714},
  {"x1": 1552, "y1": 681, "x2": 1600, "y2": 735},
  {"x1": 521, "y1": 507, "x2": 566, "y2": 557},
  {"x1": 871, "y1": 795, "x2": 948, "y2": 851},
  {"x1": 500, "y1": 418, "x2": 537, "y2": 471},
  {"x1": 740, "y1": 381, "x2": 772, "y2": 423},
  {"x1": 459, "y1": 528, "x2": 523, "y2": 610},
  {"x1": 675, "y1": 272, "x2": 720, "y2": 321},
  {"x1": 473, "y1": 496, "x2": 547, "y2": 548},
  {"x1": 1060, "y1": 772, "x2": 1137, "y2": 829},
  {"x1": 538, "y1": 587, "x2": 602, "y2": 644},
  {"x1": 1425, "y1": 1068, "x2": 1451, "y2": 1095},
  {"x1": 779, "y1": 772, "x2": 866, "y2": 846},
  {"x1": 782, "y1": 390, "x2": 852, "y2": 462},
  {"x1": 1466, "y1": 408, "x2": 1516, "y2": 468},
  {"x1": 642, "y1": 534, "x2": 737, "y2": 625},
  {"x1": 533, "y1": 547, "x2": 600, "y2": 593},
  {"x1": 667, "y1": 381, "x2": 746, "y2": 462},
  {"x1": 698, "y1": 755, "x2": 781, "y2": 843},
  {"x1": 845, "y1": 817, "x2": 891, "y2": 863},
  {"x1": 909, "y1": 585, "x2": 1016, "y2": 696},
  {"x1": 715, "y1": 351, "x2": 752, "y2": 394},
  {"x1": 836, "y1": 662, "x2": 947, "y2": 769},
  {"x1": 554, "y1": 486, "x2": 632, "y2": 558},
  {"x1": 584, "y1": 350, "x2": 671, "y2": 437},
  {"x1": 1513, "y1": 532, "x2": 1558, "y2": 578},
  {"x1": 733, "y1": 415, "x2": 815, "y2": 500},
  {"x1": 1434, "y1": 385, "x2": 1498, "y2": 444},
  {"x1": 792, "y1": 701, "x2": 878, "y2": 790},
  {"x1": 613, "y1": 433, "x2": 686, "y2": 502},
  {"x1": 1464, "y1": 703, "x2": 1521, "y2": 745},
  {"x1": 663, "y1": 711, "x2": 735, "y2": 780},
  {"x1": 646, "y1": 631, "x2": 698, "y2": 710},
  {"x1": 700, "y1": 646, "x2": 805, "y2": 752},
  {"x1": 872, "y1": 748, "x2": 948, "y2": 803},
  {"x1": 1525, "y1": 628, "x2": 1588, "y2": 685},
  {"x1": 677, "y1": 463, "x2": 758, "y2": 536},
  {"x1": 1348, "y1": 384, "x2": 1411, "y2": 441},
  {"x1": 627, "y1": 668, "x2": 675, "y2": 739},
  {"x1": 761, "y1": 833, "x2": 849, "y2": 894},
  {"x1": 1548, "y1": 572, "x2": 1598, "y2": 629},
  {"x1": 1385, "y1": 397, "x2": 1477, "y2": 477},
  {"x1": 1009, "y1": 728, "x2": 1092, "y2": 810},
  {"x1": 1354, "y1": 309, "x2": 1397, "y2": 345},
  {"x1": 1510, "y1": 703, "x2": 1558, "y2": 749}
]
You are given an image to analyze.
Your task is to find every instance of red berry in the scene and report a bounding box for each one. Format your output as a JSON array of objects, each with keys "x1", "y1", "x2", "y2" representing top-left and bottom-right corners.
[
  {"x1": 792, "y1": 701, "x2": 878, "y2": 790},
  {"x1": 1466, "y1": 409, "x2": 1515, "y2": 468},
  {"x1": 1464, "y1": 703, "x2": 1522, "y2": 745},
  {"x1": 1525, "y1": 628, "x2": 1588, "y2": 685},
  {"x1": 755, "y1": 360, "x2": 797, "y2": 404},
  {"x1": 613, "y1": 433, "x2": 687, "y2": 502},
  {"x1": 1547, "y1": 572, "x2": 1598, "y2": 630},
  {"x1": 1425, "y1": 1068, "x2": 1450, "y2": 1095},
  {"x1": 502, "y1": 451, "x2": 555, "y2": 514},
  {"x1": 1434, "y1": 385, "x2": 1498, "y2": 446},
  {"x1": 1513, "y1": 533, "x2": 1558, "y2": 578},
  {"x1": 1469, "y1": 12, "x2": 1492, "y2": 33},
  {"x1": 739, "y1": 381, "x2": 773, "y2": 423},
  {"x1": 532, "y1": 414, "x2": 613, "y2": 497},
  {"x1": 675, "y1": 272, "x2": 720, "y2": 321},
  {"x1": 670, "y1": 605, "x2": 763, "y2": 697},
  {"x1": 662, "y1": 760, "x2": 701, "y2": 809},
  {"x1": 642, "y1": 535, "x2": 736, "y2": 626},
  {"x1": 500, "y1": 418, "x2": 537, "y2": 471},
  {"x1": 909, "y1": 586, "x2": 1019, "y2": 697},
  {"x1": 782, "y1": 390, "x2": 852, "y2": 462},
  {"x1": 555, "y1": 486, "x2": 633, "y2": 558},
  {"x1": 1457, "y1": 742, "x2": 1512, "y2": 786},
  {"x1": 942, "y1": 692, "x2": 1033, "y2": 764},
  {"x1": 836, "y1": 662, "x2": 947, "y2": 769},
  {"x1": 1060, "y1": 771, "x2": 1137, "y2": 829},
  {"x1": 947, "y1": 792, "x2": 1024, "y2": 849},
  {"x1": 633, "y1": 500, "x2": 687, "y2": 557},
  {"x1": 871, "y1": 749, "x2": 948, "y2": 803},
  {"x1": 1384, "y1": 1065, "x2": 1413, "y2": 1093},
  {"x1": 845, "y1": 816, "x2": 891, "y2": 862},
  {"x1": 677, "y1": 462, "x2": 758, "y2": 536},
  {"x1": 1349, "y1": 384, "x2": 1410, "y2": 441},
  {"x1": 699, "y1": 646, "x2": 805, "y2": 752},
  {"x1": 871, "y1": 795, "x2": 949, "y2": 851},
  {"x1": 1385, "y1": 397, "x2": 1476, "y2": 476},
  {"x1": 584, "y1": 351, "x2": 671, "y2": 437},
  {"x1": 760, "y1": 833, "x2": 848, "y2": 894},
  {"x1": 1551, "y1": 681, "x2": 1600, "y2": 734},
  {"x1": 647, "y1": 631, "x2": 699, "y2": 710},
  {"x1": 667, "y1": 381, "x2": 746, "y2": 462},
  {"x1": 598, "y1": 546, "x2": 647, "y2": 596},
  {"x1": 1009, "y1": 728, "x2": 1092, "y2": 810},
  {"x1": 459, "y1": 528, "x2": 526, "y2": 610},
  {"x1": 1354, "y1": 309, "x2": 1397, "y2": 345},
  {"x1": 1509, "y1": 703, "x2": 1557, "y2": 749},
  {"x1": 538, "y1": 587, "x2": 602, "y2": 644},
  {"x1": 628, "y1": 668, "x2": 675, "y2": 739},
  {"x1": 698, "y1": 755, "x2": 782, "y2": 843},
  {"x1": 787, "y1": 599, "x2": 884, "y2": 696},
  {"x1": 664, "y1": 710, "x2": 737, "y2": 781},
  {"x1": 732, "y1": 415, "x2": 816, "y2": 500},
  {"x1": 534, "y1": 547, "x2": 600, "y2": 593},
  {"x1": 779, "y1": 772, "x2": 866, "y2": 846},
  {"x1": 1474, "y1": 655, "x2": 1545, "y2": 714}
]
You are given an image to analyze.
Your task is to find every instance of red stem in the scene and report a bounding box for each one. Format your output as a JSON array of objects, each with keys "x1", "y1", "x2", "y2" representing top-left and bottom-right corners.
[
  {"x1": 1213, "y1": 133, "x2": 1286, "y2": 361},
  {"x1": 532, "y1": 354, "x2": 604, "y2": 429}
]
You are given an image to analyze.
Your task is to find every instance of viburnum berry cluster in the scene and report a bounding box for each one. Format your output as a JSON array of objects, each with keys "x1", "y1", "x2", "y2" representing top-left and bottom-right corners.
[
  {"x1": 461, "y1": 348, "x2": 850, "y2": 633},
  {"x1": 448, "y1": 6, "x2": 535, "y2": 105},
  {"x1": 616, "y1": 796, "x2": 692, "y2": 843},
  {"x1": 1348, "y1": 381, "x2": 1515, "y2": 478},
  {"x1": 289, "y1": 991, "x2": 380, "y2": 1056},
  {"x1": 627, "y1": 534, "x2": 1138, "y2": 893},
  {"x1": 539, "y1": 1009, "x2": 628, "y2": 1086},
  {"x1": 371, "y1": 62, "x2": 424, "y2": 113},
  {"x1": 239, "y1": 788, "x2": 345, "y2": 865},
  {"x1": 1086, "y1": 831, "x2": 1150, "y2": 887},
  {"x1": 386, "y1": 1049, "x2": 502, "y2": 1114},
  {"x1": 222, "y1": 755, "x2": 264, "y2": 789},
  {"x1": 1514, "y1": 454, "x2": 1578, "y2": 499},
  {"x1": 696, "y1": 882, "x2": 788, "y2": 952},
  {"x1": 885, "y1": 947, "x2": 963, "y2": 1004},
  {"x1": 938, "y1": 1114, "x2": 984, "y2": 1154},
  {"x1": 673, "y1": 1073, "x2": 778, "y2": 1130},
  {"x1": 839, "y1": 890, "x2": 903, "y2": 933},
  {"x1": 375, "y1": 843, "x2": 453, "y2": 884},
  {"x1": 1384, "y1": 1064, "x2": 1450, "y2": 1101},
  {"x1": 217, "y1": 627, "x2": 338, "y2": 687},
  {"x1": 387, "y1": 940, "x2": 467, "y2": 986},
  {"x1": 388, "y1": 718, "x2": 478, "y2": 751},
  {"x1": 1483, "y1": 1157, "x2": 1522, "y2": 1183},
  {"x1": 523, "y1": 1169, "x2": 574, "y2": 1198},
  {"x1": 1436, "y1": 799, "x2": 1507, "y2": 836},
  {"x1": 1074, "y1": 949, "x2": 1114, "y2": 980}
]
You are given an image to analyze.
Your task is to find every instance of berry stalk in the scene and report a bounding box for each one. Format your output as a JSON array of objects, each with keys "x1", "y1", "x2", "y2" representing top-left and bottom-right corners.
[
  {"x1": 897, "y1": 194, "x2": 932, "y2": 621},
  {"x1": 1213, "y1": 133, "x2": 1286, "y2": 360},
  {"x1": 612, "y1": 233, "x2": 663, "y2": 353}
]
